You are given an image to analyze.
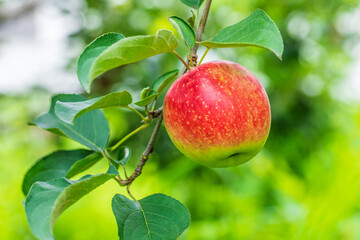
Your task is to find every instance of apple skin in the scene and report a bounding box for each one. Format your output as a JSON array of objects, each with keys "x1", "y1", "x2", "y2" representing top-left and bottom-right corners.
[{"x1": 163, "y1": 60, "x2": 271, "y2": 168}]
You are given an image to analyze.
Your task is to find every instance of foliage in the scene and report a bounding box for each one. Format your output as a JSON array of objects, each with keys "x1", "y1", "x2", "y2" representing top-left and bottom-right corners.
[
  {"x1": 78, "y1": 30, "x2": 178, "y2": 92},
  {"x1": 25, "y1": 166, "x2": 118, "y2": 240},
  {"x1": 55, "y1": 91, "x2": 132, "y2": 124},
  {"x1": 168, "y1": 16, "x2": 196, "y2": 50},
  {"x1": 32, "y1": 94, "x2": 109, "y2": 152},
  {"x1": 112, "y1": 193, "x2": 190, "y2": 239},
  {"x1": 22, "y1": 149, "x2": 96, "y2": 194},
  {"x1": 199, "y1": 9, "x2": 283, "y2": 60}
]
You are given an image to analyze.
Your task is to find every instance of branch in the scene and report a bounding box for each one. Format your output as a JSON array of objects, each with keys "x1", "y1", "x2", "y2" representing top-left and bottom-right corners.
[
  {"x1": 120, "y1": 0, "x2": 213, "y2": 187},
  {"x1": 149, "y1": 106, "x2": 163, "y2": 119},
  {"x1": 191, "y1": 0, "x2": 212, "y2": 57},
  {"x1": 121, "y1": 113, "x2": 163, "y2": 185}
]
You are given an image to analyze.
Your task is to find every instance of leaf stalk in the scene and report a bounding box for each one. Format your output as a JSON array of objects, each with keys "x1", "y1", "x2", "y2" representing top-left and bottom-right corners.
[
  {"x1": 126, "y1": 106, "x2": 146, "y2": 121},
  {"x1": 109, "y1": 123, "x2": 150, "y2": 152},
  {"x1": 172, "y1": 51, "x2": 191, "y2": 71}
]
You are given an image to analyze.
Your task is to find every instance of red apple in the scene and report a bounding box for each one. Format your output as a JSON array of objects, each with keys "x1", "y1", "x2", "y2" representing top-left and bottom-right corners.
[{"x1": 163, "y1": 60, "x2": 271, "y2": 167}]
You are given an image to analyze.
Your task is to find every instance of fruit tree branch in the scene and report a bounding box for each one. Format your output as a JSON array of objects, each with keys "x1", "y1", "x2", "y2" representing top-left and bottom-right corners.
[
  {"x1": 120, "y1": 113, "x2": 163, "y2": 185},
  {"x1": 191, "y1": 0, "x2": 212, "y2": 57},
  {"x1": 121, "y1": 0, "x2": 213, "y2": 187}
]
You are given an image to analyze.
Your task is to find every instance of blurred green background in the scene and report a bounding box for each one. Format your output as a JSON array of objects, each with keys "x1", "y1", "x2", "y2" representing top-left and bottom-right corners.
[{"x1": 1, "y1": 0, "x2": 360, "y2": 239}]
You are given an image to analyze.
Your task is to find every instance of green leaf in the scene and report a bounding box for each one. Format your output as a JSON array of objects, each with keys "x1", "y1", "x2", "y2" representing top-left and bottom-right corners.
[
  {"x1": 25, "y1": 166, "x2": 118, "y2": 240},
  {"x1": 151, "y1": 70, "x2": 179, "y2": 95},
  {"x1": 199, "y1": 9, "x2": 284, "y2": 60},
  {"x1": 112, "y1": 193, "x2": 190, "y2": 240},
  {"x1": 55, "y1": 91, "x2": 132, "y2": 124},
  {"x1": 168, "y1": 16, "x2": 196, "y2": 49},
  {"x1": 78, "y1": 33, "x2": 125, "y2": 93},
  {"x1": 117, "y1": 147, "x2": 131, "y2": 166},
  {"x1": 22, "y1": 149, "x2": 98, "y2": 195},
  {"x1": 33, "y1": 94, "x2": 109, "y2": 152},
  {"x1": 81, "y1": 30, "x2": 178, "y2": 93},
  {"x1": 180, "y1": 0, "x2": 204, "y2": 9},
  {"x1": 134, "y1": 90, "x2": 159, "y2": 107},
  {"x1": 109, "y1": 146, "x2": 132, "y2": 167},
  {"x1": 65, "y1": 152, "x2": 103, "y2": 179}
]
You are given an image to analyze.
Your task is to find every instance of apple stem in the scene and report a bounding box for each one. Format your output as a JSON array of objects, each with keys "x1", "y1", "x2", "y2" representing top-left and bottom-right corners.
[
  {"x1": 173, "y1": 51, "x2": 191, "y2": 71},
  {"x1": 198, "y1": 47, "x2": 211, "y2": 65}
]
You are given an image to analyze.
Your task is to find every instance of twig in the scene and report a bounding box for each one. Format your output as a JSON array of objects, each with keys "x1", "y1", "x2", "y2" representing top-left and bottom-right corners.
[
  {"x1": 127, "y1": 185, "x2": 137, "y2": 201},
  {"x1": 120, "y1": 113, "x2": 163, "y2": 185},
  {"x1": 173, "y1": 51, "x2": 191, "y2": 71},
  {"x1": 120, "y1": 0, "x2": 213, "y2": 187},
  {"x1": 149, "y1": 106, "x2": 163, "y2": 119},
  {"x1": 191, "y1": 0, "x2": 212, "y2": 56}
]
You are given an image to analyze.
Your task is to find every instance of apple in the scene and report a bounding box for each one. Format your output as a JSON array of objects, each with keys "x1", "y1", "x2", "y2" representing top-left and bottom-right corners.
[{"x1": 163, "y1": 60, "x2": 271, "y2": 167}]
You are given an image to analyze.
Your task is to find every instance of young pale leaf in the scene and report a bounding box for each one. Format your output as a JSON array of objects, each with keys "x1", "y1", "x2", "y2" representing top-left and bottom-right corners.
[
  {"x1": 168, "y1": 16, "x2": 196, "y2": 49},
  {"x1": 82, "y1": 30, "x2": 178, "y2": 93},
  {"x1": 199, "y1": 9, "x2": 284, "y2": 60},
  {"x1": 112, "y1": 193, "x2": 190, "y2": 240},
  {"x1": 140, "y1": 87, "x2": 151, "y2": 100},
  {"x1": 134, "y1": 90, "x2": 159, "y2": 107},
  {"x1": 78, "y1": 33, "x2": 125, "y2": 93},
  {"x1": 180, "y1": 0, "x2": 204, "y2": 9},
  {"x1": 33, "y1": 94, "x2": 109, "y2": 152},
  {"x1": 25, "y1": 166, "x2": 118, "y2": 240},
  {"x1": 151, "y1": 70, "x2": 179, "y2": 95},
  {"x1": 187, "y1": 10, "x2": 196, "y2": 28},
  {"x1": 22, "y1": 149, "x2": 98, "y2": 195},
  {"x1": 55, "y1": 91, "x2": 132, "y2": 124}
]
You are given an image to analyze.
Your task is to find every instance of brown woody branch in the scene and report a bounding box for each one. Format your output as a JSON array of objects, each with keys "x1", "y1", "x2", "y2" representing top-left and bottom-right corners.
[
  {"x1": 120, "y1": 113, "x2": 163, "y2": 185},
  {"x1": 149, "y1": 107, "x2": 163, "y2": 119},
  {"x1": 191, "y1": 0, "x2": 212, "y2": 64},
  {"x1": 120, "y1": 0, "x2": 213, "y2": 186}
]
